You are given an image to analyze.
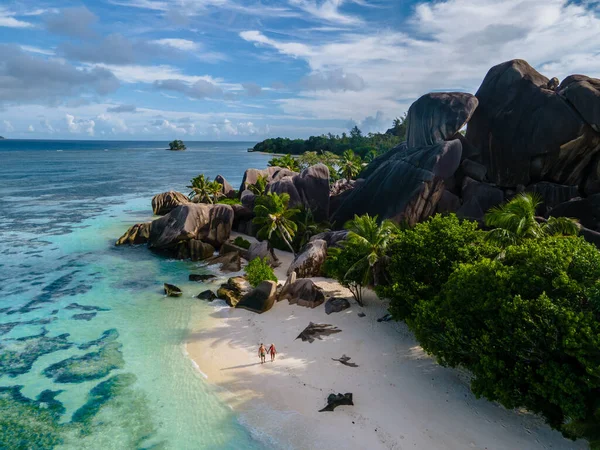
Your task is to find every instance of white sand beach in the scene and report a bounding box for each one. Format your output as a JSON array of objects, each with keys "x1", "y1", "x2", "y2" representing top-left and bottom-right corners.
[{"x1": 186, "y1": 243, "x2": 588, "y2": 450}]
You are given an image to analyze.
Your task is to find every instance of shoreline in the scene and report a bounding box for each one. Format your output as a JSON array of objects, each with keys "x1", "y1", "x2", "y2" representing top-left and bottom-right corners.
[{"x1": 185, "y1": 242, "x2": 587, "y2": 450}]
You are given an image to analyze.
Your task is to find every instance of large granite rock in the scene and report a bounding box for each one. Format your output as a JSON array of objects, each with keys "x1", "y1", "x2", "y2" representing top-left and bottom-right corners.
[
  {"x1": 217, "y1": 276, "x2": 248, "y2": 307},
  {"x1": 466, "y1": 59, "x2": 600, "y2": 187},
  {"x1": 115, "y1": 223, "x2": 151, "y2": 245},
  {"x1": 151, "y1": 191, "x2": 189, "y2": 215},
  {"x1": 557, "y1": 75, "x2": 600, "y2": 132},
  {"x1": 236, "y1": 280, "x2": 277, "y2": 313},
  {"x1": 527, "y1": 182, "x2": 580, "y2": 215},
  {"x1": 331, "y1": 140, "x2": 462, "y2": 227},
  {"x1": 457, "y1": 177, "x2": 504, "y2": 220},
  {"x1": 406, "y1": 92, "x2": 478, "y2": 148},
  {"x1": 268, "y1": 176, "x2": 301, "y2": 206},
  {"x1": 287, "y1": 239, "x2": 328, "y2": 278},
  {"x1": 280, "y1": 279, "x2": 325, "y2": 308},
  {"x1": 205, "y1": 251, "x2": 242, "y2": 273},
  {"x1": 325, "y1": 297, "x2": 351, "y2": 315},
  {"x1": 309, "y1": 230, "x2": 348, "y2": 248},
  {"x1": 548, "y1": 194, "x2": 600, "y2": 230},
  {"x1": 176, "y1": 239, "x2": 215, "y2": 261},
  {"x1": 359, "y1": 143, "x2": 406, "y2": 179},
  {"x1": 435, "y1": 190, "x2": 461, "y2": 214},
  {"x1": 148, "y1": 204, "x2": 233, "y2": 250},
  {"x1": 247, "y1": 241, "x2": 278, "y2": 266},
  {"x1": 239, "y1": 166, "x2": 297, "y2": 192},
  {"x1": 215, "y1": 175, "x2": 235, "y2": 198}
]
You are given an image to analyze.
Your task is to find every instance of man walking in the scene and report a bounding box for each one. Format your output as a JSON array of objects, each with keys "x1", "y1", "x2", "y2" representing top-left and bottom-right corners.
[{"x1": 258, "y1": 343, "x2": 267, "y2": 364}]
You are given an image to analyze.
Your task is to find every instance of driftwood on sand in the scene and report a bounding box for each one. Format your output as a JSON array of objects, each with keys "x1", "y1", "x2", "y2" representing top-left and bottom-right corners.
[
  {"x1": 296, "y1": 322, "x2": 341, "y2": 343},
  {"x1": 319, "y1": 393, "x2": 354, "y2": 412},
  {"x1": 332, "y1": 355, "x2": 358, "y2": 367}
]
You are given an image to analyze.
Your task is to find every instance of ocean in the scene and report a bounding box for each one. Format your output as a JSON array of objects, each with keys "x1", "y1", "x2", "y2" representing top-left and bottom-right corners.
[{"x1": 0, "y1": 140, "x2": 272, "y2": 449}]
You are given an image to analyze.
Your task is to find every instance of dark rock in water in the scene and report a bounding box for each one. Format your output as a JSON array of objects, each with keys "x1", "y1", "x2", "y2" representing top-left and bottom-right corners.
[
  {"x1": 466, "y1": 59, "x2": 600, "y2": 187},
  {"x1": 331, "y1": 355, "x2": 358, "y2": 367},
  {"x1": 0, "y1": 330, "x2": 72, "y2": 377},
  {"x1": 309, "y1": 230, "x2": 348, "y2": 248},
  {"x1": 287, "y1": 239, "x2": 328, "y2": 278},
  {"x1": 236, "y1": 280, "x2": 277, "y2": 313},
  {"x1": 197, "y1": 290, "x2": 217, "y2": 301},
  {"x1": 247, "y1": 240, "x2": 279, "y2": 266},
  {"x1": 176, "y1": 239, "x2": 215, "y2": 261},
  {"x1": 377, "y1": 313, "x2": 393, "y2": 322},
  {"x1": 280, "y1": 279, "x2": 325, "y2": 308},
  {"x1": 527, "y1": 182, "x2": 579, "y2": 215},
  {"x1": 164, "y1": 283, "x2": 182, "y2": 297},
  {"x1": 189, "y1": 274, "x2": 216, "y2": 282},
  {"x1": 319, "y1": 393, "x2": 354, "y2": 412},
  {"x1": 0, "y1": 317, "x2": 57, "y2": 336},
  {"x1": 71, "y1": 312, "x2": 96, "y2": 321},
  {"x1": 435, "y1": 190, "x2": 461, "y2": 214},
  {"x1": 151, "y1": 191, "x2": 189, "y2": 215},
  {"x1": 116, "y1": 222, "x2": 151, "y2": 246},
  {"x1": 217, "y1": 276, "x2": 248, "y2": 307},
  {"x1": 406, "y1": 92, "x2": 478, "y2": 148},
  {"x1": 296, "y1": 322, "x2": 341, "y2": 343},
  {"x1": 79, "y1": 329, "x2": 119, "y2": 350},
  {"x1": 239, "y1": 166, "x2": 297, "y2": 192},
  {"x1": 548, "y1": 194, "x2": 600, "y2": 230},
  {"x1": 332, "y1": 140, "x2": 462, "y2": 227},
  {"x1": 557, "y1": 75, "x2": 600, "y2": 132},
  {"x1": 220, "y1": 241, "x2": 248, "y2": 260},
  {"x1": 325, "y1": 297, "x2": 351, "y2": 315},
  {"x1": 206, "y1": 251, "x2": 242, "y2": 273},
  {"x1": 457, "y1": 177, "x2": 504, "y2": 221},
  {"x1": 65, "y1": 302, "x2": 110, "y2": 312},
  {"x1": 215, "y1": 174, "x2": 235, "y2": 198},
  {"x1": 148, "y1": 203, "x2": 234, "y2": 250},
  {"x1": 42, "y1": 340, "x2": 124, "y2": 383}
]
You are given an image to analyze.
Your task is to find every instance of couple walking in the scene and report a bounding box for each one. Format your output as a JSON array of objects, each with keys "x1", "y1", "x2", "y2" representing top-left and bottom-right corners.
[{"x1": 258, "y1": 343, "x2": 276, "y2": 363}]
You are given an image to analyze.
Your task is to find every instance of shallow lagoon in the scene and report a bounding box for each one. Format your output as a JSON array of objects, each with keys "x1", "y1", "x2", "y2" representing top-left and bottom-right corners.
[{"x1": 0, "y1": 140, "x2": 271, "y2": 449}]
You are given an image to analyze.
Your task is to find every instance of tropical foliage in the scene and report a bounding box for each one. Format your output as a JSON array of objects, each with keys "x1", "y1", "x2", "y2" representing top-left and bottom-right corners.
[
  {"x1": 268, "y1": 154, "x2": 300, "y2": 172},
  {"x1": 245, "y1": 257, "x2": 277, "y2": 288},
  {"x1": 187, "y1": 174, "x2": 223, "y2": 203},
  {"x1": 338, "y1": 149, "x2": 363, "y2": 180},
  {"x1": 293, "y1": 208, "x2": 330, "y2": 252},
  {"x1": 484, "y1": 193, "x2": 580, "y2": 247},
  {"x1": 168, "y1": 140, "x2": 186, "y2": 150},
  {"x1": 252, "y1": 192, "x2": 300, "y2": 254},
  {"x1": 248, "y1": 175, "x2": 268, "y2": 196},
  {"x1": 232, "y1": 236, "x2": 251, "y2": 249}
]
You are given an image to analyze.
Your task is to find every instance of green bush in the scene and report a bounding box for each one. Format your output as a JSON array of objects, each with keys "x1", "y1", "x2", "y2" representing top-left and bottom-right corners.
[
  {"x1": 245, "y1": 257, "x2": 277, "y2": 288},
  {"x1": 218, "y1": 198, "x2": 241, "y2": 205},
  {"x1": 377, "y1": 214, "x2": 497, "y2": 322},
  {"x1": 233, "y1": 236, "x2": 251, "y2": 249},
  {"x1": 412, "y1": 236, "x2": 600, "y2": 445}
]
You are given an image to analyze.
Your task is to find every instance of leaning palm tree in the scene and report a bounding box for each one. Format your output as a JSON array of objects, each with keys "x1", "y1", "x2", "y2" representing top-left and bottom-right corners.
[
  {"x1": 484, "y1": 193, "x2": 580, "y2": 247},
  {"x1": 248, "y1": 175, "x2": 268, "y2": 196},
  {"x1": 252, "y1": 192, "x2": 300, "y2": 254},
  {"x1": 338, "y1": 149, "x2": 362, "y2": 180},
  {"x1": 187, "y1": 174, "x2": 212, "y2": 203}
]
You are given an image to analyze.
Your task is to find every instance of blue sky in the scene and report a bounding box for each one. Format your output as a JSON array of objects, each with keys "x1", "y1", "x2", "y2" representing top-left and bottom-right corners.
[{"x1": 0, "y1": 0, "x2": 599, "y2": 140}]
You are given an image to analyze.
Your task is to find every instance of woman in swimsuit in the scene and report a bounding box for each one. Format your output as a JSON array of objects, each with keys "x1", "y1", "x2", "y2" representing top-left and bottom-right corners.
[
  {"x1": 258, "y1": 343, "x2": 266, "y2": 364},
  {"x1": 268, "y1": 343, "x2": 277, "y2": 362}
]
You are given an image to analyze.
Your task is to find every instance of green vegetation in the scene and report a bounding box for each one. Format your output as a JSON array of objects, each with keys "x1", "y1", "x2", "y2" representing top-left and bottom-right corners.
[
  {"x1": 485, "y1": 193, "x2": 580, "y2": 247},
  {"x1": 338, "y1": 149, "x2": 363, "y2": 180},
  {"x1": 168, "y1": 139, "x2": 186, "y2": 151},
  {"x1": 187, "y1": 174, "x2": 223, "y2": 203},
  {"x1": 233, "y1": 236, "x2": 251, "y2": 249},
  {"x1": 245, "y1": 257, "x2": 277, "y2": 288},
  {"x1": 293, "y1": 208, "x2": 330, "y2": 251},
  {"x1": 248, "y1": 175, "x2": 268, "y2": 196},
  {"x1": 268, "y1": 154, "x2": 300, "y2": 172},
  {"x1": 324, "y1": 214, "x2": 398, "y2": 306},
  {"x1": 253, "y1": 192, "x2": 300, "y2": 254},
  {"x1": 251, "y1": 118, "x2": 407, "y2": 159},
  {"x1": 217, "y1": 197, "x2": 241, "y2": 205}
]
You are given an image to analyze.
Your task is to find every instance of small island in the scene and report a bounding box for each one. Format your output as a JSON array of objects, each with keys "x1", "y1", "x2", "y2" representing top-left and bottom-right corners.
[
  {"x1": 167, "y1": 140, "x2": 186, "y2": 151},
  {"x1": 0, "y1": 136, "x2": 5, "y2": 140}
]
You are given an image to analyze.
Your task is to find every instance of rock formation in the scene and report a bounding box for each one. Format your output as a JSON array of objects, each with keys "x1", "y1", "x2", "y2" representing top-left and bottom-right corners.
[
  {"x1": 236, "y1": 280, "x2": 277, "y2": 313},
  {"x1": 215, "y1": 175, "x2": 235, "y2": 198},
  {"x1": 247, "y1": 241, "x2": 278, "y2": 267},
  {"x1": 325, "y1": 297, "x2": 351, "y2": 315},
  {"x1": 239, "y1": 166, "x2": 297, "y2": 192},
  {"x1": 151, "y1": 191, "x2": 189, "y2": 215},
  {"x1": 287, "y1": 239, "x2": 328, "y2": 278},
  {"x1": 164, "y1": 283, "x2": 182, "y2": 297},
  {"x1": 116, "y1": 223, "x2": 150, "y2": 246},
  {"x1": 216, "y1": 276, "x2": 248, "y2": 307},
  {"x1": 197, "y1": 290, "x2": 217, "y2": 301},
  {"x1": 176, "y1": 240, "x2": 215, "y2": 261},
  {"x1": 280, "y1": 279, "x2": 325, "y2": 308}
]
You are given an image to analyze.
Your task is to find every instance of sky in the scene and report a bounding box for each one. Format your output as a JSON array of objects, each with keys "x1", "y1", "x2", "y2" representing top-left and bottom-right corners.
[{"x1": 0, "y1": 0, "x2": 599, "y2": 141}]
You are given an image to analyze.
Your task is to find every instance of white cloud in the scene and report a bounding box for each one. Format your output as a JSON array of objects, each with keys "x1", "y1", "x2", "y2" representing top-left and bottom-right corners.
[
  {"x1": 152, "y1": 39, "x2": 200, "y2": 52},
  {"x1": 65, "y1": 114, "x2": 95, "y2": 136},
  {"x1": 0, "y1": 8, "x2": 34, "y2": 28},
  {"x1": 2, "y1": 120, "x2": 14, "y2": 132},
  {"x1": 289, "y1": 0, "x2": 363, "y2": 25},
  {"x1": 20, "y1": 45, "x2": 55, "y2": 56}
]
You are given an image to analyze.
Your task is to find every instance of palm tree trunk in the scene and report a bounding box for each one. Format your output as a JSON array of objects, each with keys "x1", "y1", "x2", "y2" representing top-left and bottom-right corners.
[{"x1": 277, "y1": 224, "x2": 296, "y2": 255}]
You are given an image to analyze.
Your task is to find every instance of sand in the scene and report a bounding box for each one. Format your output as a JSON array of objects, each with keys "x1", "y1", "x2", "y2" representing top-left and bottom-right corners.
[{"x1": 186, "y1": 238, "x2": 588, "y2": 450}]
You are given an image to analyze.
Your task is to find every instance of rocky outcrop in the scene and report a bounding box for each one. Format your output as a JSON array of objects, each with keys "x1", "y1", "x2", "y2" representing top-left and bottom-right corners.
[
  {"x1": 197, "y1": 290, "x2": 217, "y2": 301},
  {"x1": 151, "y1": 191, "x2": 189, "y2": 215},
  {"x1": 231, "y1": 204, "x2": 254, "y2": 235},
  {"x1": 215, "y1": 175, "x2": 235, "y2": 198},
  {"x1": 331, "y1": 140, "x2": 462, "y2": 227},
  {"x1": 148, "y1": 204, "x2": 234, "y2": 250},
  {"x1": 116, "y1": 223, "x2": 151, "y2": 246},
  {"x1": 189, "y1": 274, "x2": 216, "y2": 282},
  {"x1": 176, "y1": 240, "x2": 215, "y2": 261},
  {"x1": 325, "y1": 297, "x2": 351, "y2": 315},
  {"x1": 435, "y1": 190, "x2": 461, "y2": 214},
  {"x1": 309, "y1": 230, "x2": 348, "y2": 248},
  {"x1": 205, "y1": 251, "x2": 242, "y2": 273},
  {"x1": 247, "y1": 241, "x2": 278, "y2": 266},
  {"x1": 280, "y1": 279, "x2": 325, "y2": 308},
  {"x1": 466, "y1": 59, "x2": 600, "y2": 188},
  {"x1": 236, "y1": 280, "x2": 277, "y2": 313},
  {"x1": 164, "y1": 283, "x2": 182, "y2": 297},
  {"x1": 406, "y1": 92, "x2": 478, "y2": 148},
  {"x1": 457, "y1": 177, "x2": 504, "y2": 221},
  {"x1": 217, "y1": 276, "x2": 248, "y2": 307},
  {"x1": 527, "y1": 182, "x2": 579, "y2": 215},
  {"x1": 557, "y1": 75, "x2": 600, "y2": 132},
  {"x1": 287, "y1": 239, "x2": 328, "y2": 278},
  {"x1": 548, "y1": 194, "x2": 600, "y2": 230},
  {"x1": 239, "y1": 166, "x2": 297, "y2": 192}
]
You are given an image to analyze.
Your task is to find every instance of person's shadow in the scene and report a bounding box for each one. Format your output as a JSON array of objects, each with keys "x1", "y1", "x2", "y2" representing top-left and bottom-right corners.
[{"x1": 220, "y1": 362, "x2": 263, "y2": 371}]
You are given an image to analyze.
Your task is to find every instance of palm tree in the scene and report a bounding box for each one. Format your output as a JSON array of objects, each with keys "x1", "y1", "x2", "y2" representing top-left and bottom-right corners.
[
  {"x1": 248, "y1": 175, "x2": 268, "y2": 196},
  {"x1": 269, "y1": 154, "x2": 300, "y2": 172},
  {"x1": 484, "y1": 193, "x2": 580, "y2": 247},
  {"x1": 338, "y1": 149, "x2": 362, "y2": 180},
  {"x1": 294, "y1": 208, "x2": 330, "y2": 251},
  {"x1": 253, "y1": 192, "x2": 300, "y2": 254},
  {"x1": 207, "y1": 180, "x2": 224, "y2": 203},
  {"x1": 188, "y1": 174, "x2": 212, "y2": 202}
]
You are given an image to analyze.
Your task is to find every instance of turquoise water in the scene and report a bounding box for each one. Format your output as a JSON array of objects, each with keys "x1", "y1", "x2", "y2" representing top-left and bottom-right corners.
[{"x1": 0, "y1": 141, "x2": 272, "y2": 449}]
